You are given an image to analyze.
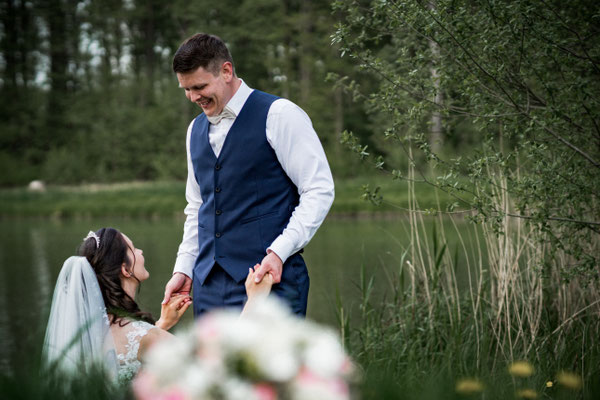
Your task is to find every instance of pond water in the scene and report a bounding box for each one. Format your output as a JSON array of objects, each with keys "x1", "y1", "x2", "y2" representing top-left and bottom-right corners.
[{"x1": 0, "y1": 215, "x2": 482, "y2": 375}]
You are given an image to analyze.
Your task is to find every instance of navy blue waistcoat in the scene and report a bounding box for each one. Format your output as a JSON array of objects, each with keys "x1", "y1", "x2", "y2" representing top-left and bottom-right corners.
[{"x1": 190, "y1": 90, "x2": 300, "y2": 284}]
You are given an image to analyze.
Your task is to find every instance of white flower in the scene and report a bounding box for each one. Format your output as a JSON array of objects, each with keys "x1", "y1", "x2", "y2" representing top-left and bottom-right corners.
[
  {"x1": 256, "y1": 345, "x2": 299, "y2": 382},
  {"x1": 242, "y1": 296, "x2": 292, "y2": 322},
  {"x1": 134, "y1": 296, "x2": 355, "y2": 400},
  {"x1": 303, "y1": 329, "x2": 346, "y2": 378},
  {"x1": 222, "y1": 377, "x2": 259, "y2": 400},
  {"x1": 180, "y1": 362, "x2": 214, "y2": 398},
  {"x1": 220, "y1": 316, "x2": 262, "y2": 353},
  {"x1": 144, "y1": 335, "x2": 194, "y2": 384}
]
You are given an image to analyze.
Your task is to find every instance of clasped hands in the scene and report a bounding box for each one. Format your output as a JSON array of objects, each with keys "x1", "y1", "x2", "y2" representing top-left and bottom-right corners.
[
  {"x1": 161, "y1": 251, "x2": 282, "y2": 310},
  {"x1": 156, "y1": 293, "x2": 192, "y2": 330}
]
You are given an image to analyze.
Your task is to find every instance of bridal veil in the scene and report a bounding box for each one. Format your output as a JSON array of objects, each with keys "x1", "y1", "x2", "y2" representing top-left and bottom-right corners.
[{"x1": 42, "y1": 256, "x2": 118, "y2": 380}]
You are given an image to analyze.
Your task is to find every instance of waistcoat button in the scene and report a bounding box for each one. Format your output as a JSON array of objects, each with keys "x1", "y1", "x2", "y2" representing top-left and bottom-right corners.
[
  {"x1": 215, "y1": 164, "x2": 221, "y2": 170},
  {"x1": 215, "y1": 187, "x2": 221, "y2": 193},
  {"x1": 216, "y1": 210, "x2": 222, "y2": 215},
  {"x1": 215, "y1": 232, "x2": 221, "y2": 238}
]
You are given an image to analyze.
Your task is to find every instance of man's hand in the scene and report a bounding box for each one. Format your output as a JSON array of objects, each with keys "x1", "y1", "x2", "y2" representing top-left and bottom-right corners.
[
  {"x1": 254, "y1": 250, "x2": 283, "y2": 283},
  {"x1": 162, "y1": 272, "x2": 192, "y2": 305}
]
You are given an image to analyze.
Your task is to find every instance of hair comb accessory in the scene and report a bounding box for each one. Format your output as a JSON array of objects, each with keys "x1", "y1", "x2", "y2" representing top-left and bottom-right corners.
[{"x1": 84, "y1": 231, "x2": 100, "y2": 248}]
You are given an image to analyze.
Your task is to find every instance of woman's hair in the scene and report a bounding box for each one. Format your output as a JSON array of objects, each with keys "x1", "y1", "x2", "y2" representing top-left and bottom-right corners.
[
  {"x1": 172, "y1": 33, "x2": 234, "y2": 75},
  {"x1": 79, "y1": 227, "x2": 155, "y2": 326}
]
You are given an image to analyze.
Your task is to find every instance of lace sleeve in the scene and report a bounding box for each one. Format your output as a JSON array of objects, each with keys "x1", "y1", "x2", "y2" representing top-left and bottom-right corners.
[{"x1": 116, "y1": 320, "x2": 156, "y2": 384}]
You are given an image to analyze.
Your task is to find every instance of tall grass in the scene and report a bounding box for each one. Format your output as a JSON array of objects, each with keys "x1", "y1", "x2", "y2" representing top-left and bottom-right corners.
[
  {"x1": 341, "y1": 161, "x2": 600, "y2": 399},
  {"x1": 0, "y1": 368, "x2": 128, "y2": 400}
]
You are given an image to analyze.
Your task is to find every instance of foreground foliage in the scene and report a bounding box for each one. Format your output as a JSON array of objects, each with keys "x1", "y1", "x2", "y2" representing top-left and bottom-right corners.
[{"x1": 338, "y1": 181, "x2": 600, "y2": 398}]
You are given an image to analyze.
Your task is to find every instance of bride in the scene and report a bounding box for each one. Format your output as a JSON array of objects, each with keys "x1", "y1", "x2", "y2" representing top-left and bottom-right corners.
[{"x1": 42, "y1": 227, "x2": 272, "y2": 384}]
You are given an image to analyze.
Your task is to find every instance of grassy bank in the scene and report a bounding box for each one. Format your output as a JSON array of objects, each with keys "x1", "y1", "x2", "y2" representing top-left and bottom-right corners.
[
  {"x1": 0, "y1": 177, "x2": 465, "y2": 218},
  {"x1": 336, "y1": 168, "x2": 600, "y2": 399}
]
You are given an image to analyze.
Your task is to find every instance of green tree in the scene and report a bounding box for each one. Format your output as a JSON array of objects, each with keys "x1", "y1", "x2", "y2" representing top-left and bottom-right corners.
[
  {"x1": 169, "y1": 0, "x2": 352, "y2": 159},
  {"x1": 332, "y1": 0, "x2": 600, "y2": 274},
  {"x1": 0, "y1": 0, "x2": 371, "y2": 186}
]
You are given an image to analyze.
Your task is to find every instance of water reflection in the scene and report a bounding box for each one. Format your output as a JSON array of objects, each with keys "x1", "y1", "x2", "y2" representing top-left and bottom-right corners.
[
  {"x1": 31, "y1": 229, "x2": 52, "y2": 311},
  {"x1": 0, "y1": 254, "x2": 12, "y2": 376},
  {"x1": 0, "y1": 216, "x2": 482, "y2": 374}
]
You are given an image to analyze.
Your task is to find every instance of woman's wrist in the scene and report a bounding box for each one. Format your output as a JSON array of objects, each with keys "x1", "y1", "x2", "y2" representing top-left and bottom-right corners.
[{"x1": 155, "y1": 318, "x2": 170, "y2": 331}]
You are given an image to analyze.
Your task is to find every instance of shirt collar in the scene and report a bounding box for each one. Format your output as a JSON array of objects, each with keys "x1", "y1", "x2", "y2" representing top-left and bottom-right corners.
[{"x1": 225, "y1": 79, "x2": 253, "y2": 116}]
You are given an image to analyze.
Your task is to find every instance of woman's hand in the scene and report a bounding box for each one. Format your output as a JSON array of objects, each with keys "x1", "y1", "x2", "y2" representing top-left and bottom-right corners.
[
  {"x1": 156, "y1": 294, "x2": 192, "y2": 331},
  {"x1": 245, "y1": 264, "x2": 273, "y2": 301}
]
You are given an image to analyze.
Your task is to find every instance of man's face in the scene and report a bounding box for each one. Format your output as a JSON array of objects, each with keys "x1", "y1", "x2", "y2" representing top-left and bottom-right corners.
[{"x1": 177, "y1": 63, "x2": 234, "y2": 117}]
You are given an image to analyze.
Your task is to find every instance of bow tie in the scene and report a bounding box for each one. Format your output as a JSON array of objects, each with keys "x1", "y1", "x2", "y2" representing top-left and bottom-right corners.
[{"x1": 207, "y1": 107, "x2": 236, "y2": 125}]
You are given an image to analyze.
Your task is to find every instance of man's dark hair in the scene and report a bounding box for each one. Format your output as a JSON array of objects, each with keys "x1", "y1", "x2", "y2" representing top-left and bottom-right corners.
[{"x1": 172, "y1": 33, "x2": 234, "y2": 75}]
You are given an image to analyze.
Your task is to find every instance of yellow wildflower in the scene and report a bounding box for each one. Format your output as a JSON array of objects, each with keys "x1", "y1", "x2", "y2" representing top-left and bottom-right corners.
[
  {"x1": 516, "y1": 388, "x2": 538, "y2": 399},
  {"x1": 455, "y1": 378, "x2": 484, "y2": 395},
  {"x1": 508, "y1": 361, "x2": 535, "y2": 378},
  {"x1": 545, "y1": 381, "x2": 553, "y2": 388},
  {"x1": 556, "y1": 371, "x2": 583, "y2": 390}
]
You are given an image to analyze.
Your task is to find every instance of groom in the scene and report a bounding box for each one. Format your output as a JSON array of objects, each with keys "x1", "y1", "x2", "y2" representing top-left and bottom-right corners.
[{"x1": 162, "y1": 33, "x2": 334, "y2": 316}]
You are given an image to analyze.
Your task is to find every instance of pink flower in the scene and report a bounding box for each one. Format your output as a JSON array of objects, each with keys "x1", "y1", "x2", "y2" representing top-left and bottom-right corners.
[
  {"x1": 296, "y1": 368, "x2": 350, "y2": 398},
  {"x1": 297, "y1": 368, "x2": 320, "y2": 384},
  {"x1": 253, "y1": 383, "x2": 277, "y2": 400},
  {"x1": 132, "y1": 371, "x2": 157, "y2": 400},
  {"x1": 196, "y1": 315, "x2": 220, "y2": 340},
  {"x1": 330, "y1": 378, "x2": 350, "y2": 397},
  {"x1": 161, "y1": 388, "x2": 187, "y2": 400},
  {"x1": 339, "y1": 357, "x2": 354, "y2": 375},
  {"x1": 133, "y1": 372, "x2": 188, "y2": 400}
]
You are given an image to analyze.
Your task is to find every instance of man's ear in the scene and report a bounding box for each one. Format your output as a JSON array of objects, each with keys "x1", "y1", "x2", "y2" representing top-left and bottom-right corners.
[{"x1": 221, "y1": 61, "x2": 234, "y2": 82}]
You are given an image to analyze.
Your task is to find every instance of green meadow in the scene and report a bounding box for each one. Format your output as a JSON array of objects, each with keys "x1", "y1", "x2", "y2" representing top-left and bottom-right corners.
[{"x1": 0, "y1": 177, "x2": 462, "y2": 218}]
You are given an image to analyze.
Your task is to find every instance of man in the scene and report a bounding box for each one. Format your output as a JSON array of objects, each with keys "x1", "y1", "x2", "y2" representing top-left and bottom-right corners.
[{"x1": 162, "y1": 33, "x2": 334, "y2": 316}]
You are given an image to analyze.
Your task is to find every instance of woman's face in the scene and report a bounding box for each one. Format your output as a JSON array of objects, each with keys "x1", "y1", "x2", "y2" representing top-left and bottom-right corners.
[{"x1": 121, "y1": 233, "x2": 150, "y2": 282}]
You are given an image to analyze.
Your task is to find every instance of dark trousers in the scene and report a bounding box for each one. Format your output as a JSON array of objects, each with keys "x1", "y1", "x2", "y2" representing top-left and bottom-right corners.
[{"x1": 192, "y1": 253, "x2": 310, "y2": 317}]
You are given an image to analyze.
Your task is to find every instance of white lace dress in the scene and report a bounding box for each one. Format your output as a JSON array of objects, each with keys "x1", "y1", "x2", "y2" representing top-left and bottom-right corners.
[{"x1": 111, "y1": 320, "x2": 156, "y2": 384}]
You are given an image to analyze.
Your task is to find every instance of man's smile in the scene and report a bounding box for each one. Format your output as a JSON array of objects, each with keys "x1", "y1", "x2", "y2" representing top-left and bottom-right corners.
[{"x1": 198, "y1": 98, "x2": 212, "y2": 107}]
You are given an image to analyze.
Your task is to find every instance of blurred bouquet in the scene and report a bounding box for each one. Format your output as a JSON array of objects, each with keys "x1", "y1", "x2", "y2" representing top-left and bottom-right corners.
[{"x1": 133, "y1": 297, "x2": 357, "y2": 400}]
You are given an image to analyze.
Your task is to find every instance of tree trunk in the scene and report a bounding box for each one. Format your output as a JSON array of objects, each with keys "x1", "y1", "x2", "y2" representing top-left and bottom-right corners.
[
  {"x1": 298, "y1": 0, "x2": 312, "y2": 106},
  {"x1": 429, "y1": 2, "x2": 443, "y2": 155},
  {"x1": 45, "y1": 0, "x2": 70, "y2": 149},
  {"x1": 2, "y1": 0, "x2": 18, "y2": 89},
  {"x1": 429, "y1": 55, "x2": 443, "y2": 154},
  {"x1": 334, "y1": 85, "x2": 344, "y2": 156}
]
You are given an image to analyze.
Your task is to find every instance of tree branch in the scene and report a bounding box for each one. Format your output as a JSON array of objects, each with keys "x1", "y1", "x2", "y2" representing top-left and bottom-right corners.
[
  {"x1": 537, "y1": 0, "x2": 600, "y2": 74},
  {"x1": 503, "y1": 212, "x2": 600, "y2": 228},
  {"x1": 537, "y1": 124, "x2": 600, "y2": 169}
]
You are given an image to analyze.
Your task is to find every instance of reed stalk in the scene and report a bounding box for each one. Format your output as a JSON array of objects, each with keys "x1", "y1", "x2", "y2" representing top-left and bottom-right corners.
[{"x1": 344, "y1": 154, "x2": 600, "y2": 398}]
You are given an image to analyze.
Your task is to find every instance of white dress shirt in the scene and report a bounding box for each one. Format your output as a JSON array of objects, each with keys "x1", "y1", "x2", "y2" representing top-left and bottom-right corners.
[{"x1": 173, "y1": 80, "x2": 335, "y2": 278}]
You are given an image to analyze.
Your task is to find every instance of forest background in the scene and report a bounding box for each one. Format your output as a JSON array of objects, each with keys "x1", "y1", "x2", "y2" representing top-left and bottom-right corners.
[{"x1": 1, "y1": 0, "x2": 374, "y2": 186}]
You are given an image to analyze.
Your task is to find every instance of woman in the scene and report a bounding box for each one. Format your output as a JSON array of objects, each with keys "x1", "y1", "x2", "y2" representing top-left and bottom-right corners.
[{"x1": 42, "y1": 227, "x2": 272, "y2": 384}]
